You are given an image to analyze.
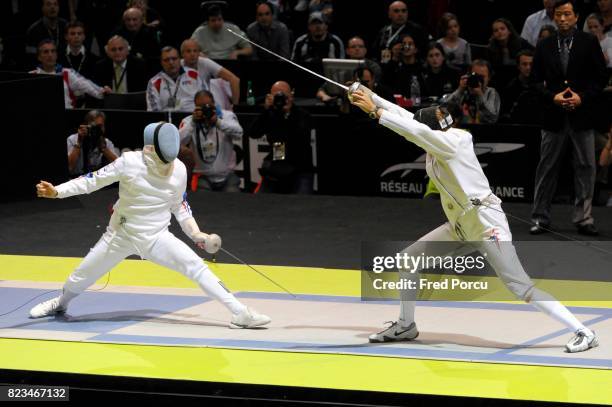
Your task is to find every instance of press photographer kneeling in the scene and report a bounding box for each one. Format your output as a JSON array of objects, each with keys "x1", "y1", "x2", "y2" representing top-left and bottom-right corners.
[
  {"x1": 179, "y1": 90, "x2": 243, "y2": 192},
  {"x1": 67, "y1": 110, "x2": 118, "y2": 176},
  {"x1": 250, "y1": 81, "x2": 314, "y2": 194}
]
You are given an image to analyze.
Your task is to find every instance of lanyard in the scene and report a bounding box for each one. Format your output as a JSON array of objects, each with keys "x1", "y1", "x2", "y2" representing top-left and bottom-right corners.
[
  {"x1": 557, "y1": 35, "x2": 574, "y2": 55},
  {"x1": 195, "y1": 122, "x2": 219, "y2": 163},
  {"x1": 67, "y1": 52, "x2": 85, "y2": 73},
  {"x1": 163, "y1": 74, "x2": 182, "y2": 101},
  {"x1": 385, "y1": 24, "x2": 405, "y2": 48}
]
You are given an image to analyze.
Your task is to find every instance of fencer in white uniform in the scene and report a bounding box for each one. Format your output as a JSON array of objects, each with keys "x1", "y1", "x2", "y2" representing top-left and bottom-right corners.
[
  {"x1": 349, "y1": 86, "x2": 598, "y2": 353},
  {"x1": 31, "y1": 122, "x2": 271, "y2": 329}
]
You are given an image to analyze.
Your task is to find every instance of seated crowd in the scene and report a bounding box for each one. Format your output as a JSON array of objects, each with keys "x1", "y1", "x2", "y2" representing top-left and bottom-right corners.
[{"x1": 1, "y1": 0, "x2": 610, "y2": 199}]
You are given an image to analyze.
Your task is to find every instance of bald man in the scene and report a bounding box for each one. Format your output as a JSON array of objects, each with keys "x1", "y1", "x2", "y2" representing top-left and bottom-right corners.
[
  {"x1": 113, "y1": 7, "x2": 160, "y2": 65},
  {"x1": 373, "y1": 0, "x2": 430, "y2": 61},
  {"x1": 180, "y1": 39, "x2": 240, "y2": 105},
  {"x1": 249, "y1": 81, "x2": 314, "y2": 194}
]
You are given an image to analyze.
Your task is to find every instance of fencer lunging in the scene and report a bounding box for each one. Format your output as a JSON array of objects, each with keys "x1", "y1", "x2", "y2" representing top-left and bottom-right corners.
[
  {"x1": 31, "y1": 122, "x2": 271, "y2": 329},
  {"x1": 349, "y1": 86, "x2": 598, "y2": 353}
]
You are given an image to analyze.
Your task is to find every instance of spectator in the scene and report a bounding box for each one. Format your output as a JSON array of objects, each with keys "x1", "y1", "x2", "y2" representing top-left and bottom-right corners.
[
  {"x1": 127, "y1": 0, "x2": 163, "y2": 31},
  {"x1": 180, "y1": 39, "x2": 241, "y2": 106},
  {"x1": 94, "y1": 35, "x2": 148, "y2": 93},
  {"x1": 582, "y1": 0, "x2": 612, "y2": 34},
  {"x1": 67, "y1": 110, "x2": 118, "y2": 176},
  {"x1": 374, "y1": 1, "x2": 430, "y2": 62},
  {"x1": 114, "y1": 7, "x2": 160, "y2": 66},
  {"x1": 247, "y1": 1, "x2": 291, "y2": 61},
  {"x1": 316, "y1": 36, "x2": 381, "y2": 102},
  {"x1": 421, "y1": 42, "x2": 460, "y2": 100},
  {"x1": 191, "y1": 4, "x2": 253, "y2": 60},
  {"x1": 250, "y1": 81, "x2": 314, "y2": 194},
  {"x1": 146, "y1": 46, "x2": 202, "y2": 112},
  {"x1": 521, "y1": 0, "x2": 557, "y2": 47},
  {"x1": 538, "y1": 24, "x2": 558, "y2": 42},
  {"x1": 30, "y1": 40, "x2": 109, "y2": 109},
  {"x1": 530, "y1": 0, "x2": 608, "y2": 236},
  {"x1": 486, "y1": 18, "x2": 533, "y2": 67},
  {"x1": 586, "y1": 13, "x2": 612, "y2": 67},
  {"x1": 349, "y1": 66, "x2": 394, "y2": 108},
  {"x1": 291, "y1": 11, "x2": 344, "y2": 72},
  {"x1": 436, "y1": 13, "x2": 471, "y2": 69},
  {"x1": 72, "y1": 0, "x2": 125, "y2": 52},
  {"x1": 446, "y1": 59, "x2": 500, "y2": 124},
  {"x1": 500, "y1": 50, "x2": 540, "y2": 124},
  {"x1": 382, "y1": 34, "x2": 424, "y2": 104},
  {"x1": 58, "y1": 21, "x2": 98, "y2": 80},
  {"x1": 178, "y1": 90, "x2": 243, "y2": 192},
  {"x1": 26, "y1": 0, "x2": 68, "y2": 66}
]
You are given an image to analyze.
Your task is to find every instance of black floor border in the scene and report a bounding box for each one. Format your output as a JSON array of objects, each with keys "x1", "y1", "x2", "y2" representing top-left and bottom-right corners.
[{"x1": 0, "y1": 368, "x2": 600, "y2": 406}]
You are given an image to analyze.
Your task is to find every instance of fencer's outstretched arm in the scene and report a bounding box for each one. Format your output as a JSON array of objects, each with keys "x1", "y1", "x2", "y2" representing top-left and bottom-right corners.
[
  {"x1": 350, "y1": 90, "x2": 458, "y2": 159},
  {"x1": 37, "y1": 158, "x2": 124, "y2": 199}
]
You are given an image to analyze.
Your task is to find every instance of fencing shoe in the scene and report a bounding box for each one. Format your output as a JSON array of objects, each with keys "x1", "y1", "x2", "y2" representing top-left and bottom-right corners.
[
  {"x1": 29, "y1": 297, "x2": 66, "y2": 318},
  {"x1": 369, "y1": 321, "x2": 419, "y2": 343},
  {"x1": 565, "y1": 329, "x2": 599, "y2": 353},
  {"x1": 230, "y1": 307, "x2": 271, "y2": 328}
]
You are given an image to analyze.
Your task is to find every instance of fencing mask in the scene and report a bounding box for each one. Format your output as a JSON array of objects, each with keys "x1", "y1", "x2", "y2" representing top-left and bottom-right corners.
[
  {"x1": 414, "y1": 105, "x2": 454, "y2": 131},
  {"x1": 143, "y1": 122, "x2": 180, "y2": 163}
]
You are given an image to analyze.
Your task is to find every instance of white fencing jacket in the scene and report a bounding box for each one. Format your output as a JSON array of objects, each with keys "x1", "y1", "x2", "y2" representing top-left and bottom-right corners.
[
  {"x1": 373, "y1": 95, "x2": 500, "y2": 238},
  {"x1": 55, "y1": 151, "x2": 193, "y2": 249}
]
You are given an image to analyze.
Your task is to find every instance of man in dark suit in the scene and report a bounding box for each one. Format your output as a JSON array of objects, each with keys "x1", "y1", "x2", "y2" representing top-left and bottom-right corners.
[
  {"x1": 530, "y1": 0, "x2": 607, "y2": 236},
  {"x1": 94, "y1": 35, "x2": 148, "y2": 93}
]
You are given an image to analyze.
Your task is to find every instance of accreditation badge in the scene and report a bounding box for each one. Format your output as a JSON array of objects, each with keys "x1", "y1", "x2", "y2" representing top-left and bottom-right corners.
[
  {"x1": 272, "y1": 142, "x2": 286, "y2": 161},
  {"x1": 203, "y1": 140, "x2": 216, "y2": 160},
  {"x1": 167, "y1": 96, "x2": 177, "y2": 108}
]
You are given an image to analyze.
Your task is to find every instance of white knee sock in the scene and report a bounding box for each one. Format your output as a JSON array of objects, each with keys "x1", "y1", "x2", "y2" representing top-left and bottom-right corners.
[
  {"x1": 530, "y1": 289, "x2": 589, "y2": 333},
  {"x1": 196, "y1": 268, "x2": 246, "y2": 315},
  {"x1": 398, "y1": 271, "x2": 417, "y2": 327}
]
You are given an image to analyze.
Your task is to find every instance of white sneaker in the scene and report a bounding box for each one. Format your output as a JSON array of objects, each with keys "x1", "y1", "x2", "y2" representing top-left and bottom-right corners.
[
  {"x1": 369, "y1": 321, "x2": 419, "y2": 343},
  {"x1": 230, "y1": 307, "x2": 271, "y2": 328},
  {"x1": 29, "y1": 297, "x2": 66, "y2": 319},
  {"x1": 565, "y1": 329, "x2": 599, "y2": 353}
]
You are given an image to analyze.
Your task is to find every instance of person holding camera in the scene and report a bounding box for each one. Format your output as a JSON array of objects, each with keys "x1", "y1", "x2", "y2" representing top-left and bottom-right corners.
[
  {"x1": 250, "y1": 81, "x2": 314, "y2": 194},
  {"x1": 445, "y1": 59, "x2": 500, "y2": 124},
  {"x1": 67, "y1": 110, "x2": 118, "y2": 176},
  {"x1": 178, "y1": 90, "x2": 243, "y2": 192}
]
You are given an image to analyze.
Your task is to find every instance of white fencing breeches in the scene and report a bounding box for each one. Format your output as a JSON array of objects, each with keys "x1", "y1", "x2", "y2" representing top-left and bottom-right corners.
[{"x1": 62, "y1": 228, "x2": 247, "y2": 315}]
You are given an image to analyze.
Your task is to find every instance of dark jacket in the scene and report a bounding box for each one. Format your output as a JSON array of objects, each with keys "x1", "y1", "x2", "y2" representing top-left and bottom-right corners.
[
  {"x1": 531, "y1": 30, "x2": 607, "y2": 131},
  {"x1": 249, "y1": 106, "x2": 313, "y2": 173},
  {"x1": 93, "y1": 55, "x2": 148, "y2": 92}
]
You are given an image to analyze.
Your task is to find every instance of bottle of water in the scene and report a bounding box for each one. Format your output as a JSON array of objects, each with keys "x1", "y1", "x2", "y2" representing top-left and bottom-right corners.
[
  {"x1": 246, "y1": 81, "x2": 255, "y2": 106},
  {"x1": 410, "y1": 75, "x2": 421, "y2": 106}
]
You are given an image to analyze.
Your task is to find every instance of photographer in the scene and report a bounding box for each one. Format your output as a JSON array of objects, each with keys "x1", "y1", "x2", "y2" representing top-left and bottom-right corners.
[
  {"x1": 67, "y1": 110, "x2": 118, "y2": 176},
  {"x1": 250, "y1": 81, "x2": 314, "y2": 194},
  {"x1": 179, "y1": 90, "x2": 243, "y2": 192},
  {"x1": 446, "y1": 59, "x2": 500, "y2": 124}
]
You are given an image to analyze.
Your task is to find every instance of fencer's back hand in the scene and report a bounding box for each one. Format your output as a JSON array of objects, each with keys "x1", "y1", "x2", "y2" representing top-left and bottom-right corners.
[{"x1": 36, "y1": 180, "x2": 58, "y2": 198}]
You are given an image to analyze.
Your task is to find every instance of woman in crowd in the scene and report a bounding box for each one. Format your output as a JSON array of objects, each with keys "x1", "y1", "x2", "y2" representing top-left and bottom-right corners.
[
  {"x1": 436, "y1": 13, "x2": 471, "y2": 69},
  {"x1": 486, "y1": 18, "x2": 533, "y2": 66}
]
